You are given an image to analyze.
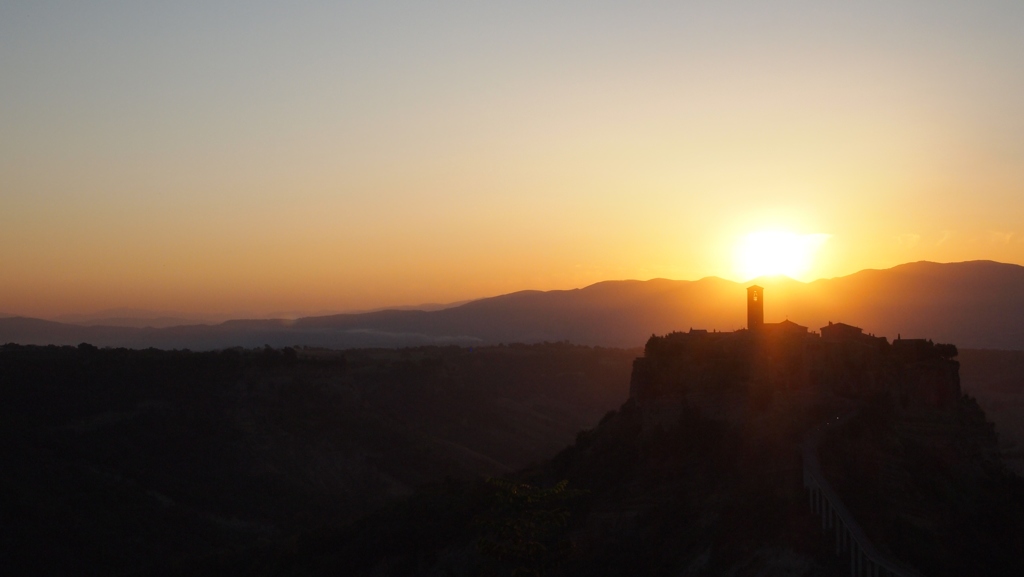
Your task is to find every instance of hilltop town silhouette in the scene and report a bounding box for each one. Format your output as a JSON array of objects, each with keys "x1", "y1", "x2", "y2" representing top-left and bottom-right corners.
[
  {"x1": 628, "y1": 286, "x2": 969, "y2": 575},
  {"x1": 633, "y1": 285, "x2": 960, "y2": 410}
]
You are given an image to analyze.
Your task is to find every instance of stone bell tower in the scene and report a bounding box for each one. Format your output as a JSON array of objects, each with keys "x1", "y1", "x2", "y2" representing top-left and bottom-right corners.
[{"x1": 747, "y1": 285, "x2": 764, "y2": 330}]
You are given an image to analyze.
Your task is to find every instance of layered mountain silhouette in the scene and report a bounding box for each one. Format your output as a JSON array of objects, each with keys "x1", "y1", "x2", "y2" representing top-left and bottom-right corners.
[{"x1": 3, "y1": 260, "x2": 1023, "y2": 350}]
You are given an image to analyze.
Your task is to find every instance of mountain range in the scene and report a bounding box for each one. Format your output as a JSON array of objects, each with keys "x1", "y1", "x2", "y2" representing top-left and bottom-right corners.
[{"x1": 3, "y1": 260, "x2": 1023, "y2": 350}]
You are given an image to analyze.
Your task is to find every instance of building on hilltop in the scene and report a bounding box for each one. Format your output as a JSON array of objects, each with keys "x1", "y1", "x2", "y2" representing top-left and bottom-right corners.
[
  {"x1": 821, "y1": 321, "x2": 862, "y2": 342},
  {"x1": 761, "y1": 319, "x2": 809, "y2": 336}
]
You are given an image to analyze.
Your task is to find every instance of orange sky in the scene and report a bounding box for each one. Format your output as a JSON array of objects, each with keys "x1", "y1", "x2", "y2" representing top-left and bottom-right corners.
[{"x1": 2, "y1": 2, "x2": 1024, "y2": 319}]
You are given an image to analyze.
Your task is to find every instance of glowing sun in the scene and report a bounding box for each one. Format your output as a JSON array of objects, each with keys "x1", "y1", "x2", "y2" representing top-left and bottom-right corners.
[{"x1": 735, "y1": 231, "x2": 830, "y2": 281}]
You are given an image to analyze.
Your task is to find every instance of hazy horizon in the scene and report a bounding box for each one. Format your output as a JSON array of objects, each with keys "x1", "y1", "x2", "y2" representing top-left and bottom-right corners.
[{"x1": 1, "y1": 257, "x2": 1013, "y2": 323}]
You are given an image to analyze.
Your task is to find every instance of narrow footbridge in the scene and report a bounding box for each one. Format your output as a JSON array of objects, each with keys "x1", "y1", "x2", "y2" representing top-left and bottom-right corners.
[{"x1": 803, "y1": 412, "x2": 923, "y2": 577}]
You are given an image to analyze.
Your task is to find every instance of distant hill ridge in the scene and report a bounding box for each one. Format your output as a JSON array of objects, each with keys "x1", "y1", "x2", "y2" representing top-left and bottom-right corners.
[{"x1": 3, "y1": 260, "x2": 1024, "y2": 350}]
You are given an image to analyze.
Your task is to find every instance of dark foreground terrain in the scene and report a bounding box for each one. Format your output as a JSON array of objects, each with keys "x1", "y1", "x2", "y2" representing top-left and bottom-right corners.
[
  {"x1": 2, "y1": 342, "x2": 1023, "y2": 576},
  {"x1": 0, "y1": 343, "x2": 634, "y2": 575},
  {"x1": 174, "y1": 360, "x2": 1024, "y2": 577}
]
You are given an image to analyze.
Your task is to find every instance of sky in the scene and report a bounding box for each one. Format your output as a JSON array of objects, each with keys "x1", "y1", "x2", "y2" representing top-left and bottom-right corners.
[{"x1": 2, "y1": 1, "x2": 1024, "y2": 318}]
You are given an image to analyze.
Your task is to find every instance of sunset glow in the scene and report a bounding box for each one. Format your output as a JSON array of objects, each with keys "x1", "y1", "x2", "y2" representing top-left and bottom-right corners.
[
  {"x1": 735, "y1": 231, "x2": 830, "y2": 281},
  {"x1": 1, "y1": 3, "x2": 1024, "y2": 318}
]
